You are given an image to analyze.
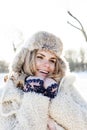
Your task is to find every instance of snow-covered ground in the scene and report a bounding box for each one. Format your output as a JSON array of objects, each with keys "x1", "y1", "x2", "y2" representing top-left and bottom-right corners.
[
  {"x1": 0, "y1": 73, "x2": 6, "y2": 88},
  {"x1": 73, "y1": 72, "x2": 87, "y2": 101},
  {"x1": 0, "y1": 72, "x2": 87, "y2": 100}
]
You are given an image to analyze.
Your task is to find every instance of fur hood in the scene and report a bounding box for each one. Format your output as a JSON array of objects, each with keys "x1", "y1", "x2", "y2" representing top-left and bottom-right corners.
[
  {"x1": 11, "y1": 31, "x2": 69, "y2": 75},
  {"x1": 0, "y1": 74, "x2": 87, "y2": 130},
  {"x1": 23, "y1": 31, "x2": 63, "y2": 56}
]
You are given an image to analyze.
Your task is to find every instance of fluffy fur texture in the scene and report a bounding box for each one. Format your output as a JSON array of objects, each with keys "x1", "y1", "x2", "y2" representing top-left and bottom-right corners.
[
  {"x1": 0, "y1": 74, "x2": 87, "y2": 130},
  {"x1": 9, "y1": 31, "x2": 69, "y2": 88},
  {"x1": 11, "y1": 31, "x2": 68, "y2": 74},
  {"x1": 50, "y1": 74, "x2": 87, "y2": 130},
  {"x1": 0, "y1": 31, "x2": 87, "y2": 130}
]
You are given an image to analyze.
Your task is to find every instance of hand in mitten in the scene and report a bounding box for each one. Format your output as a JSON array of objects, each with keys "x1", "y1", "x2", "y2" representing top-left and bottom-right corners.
[
  {"x1": 23, "y1": 76, "x2": 45, "y2": 93},
  {"x1": 44, "y1": 78, "x2": 59, "y2": 98},
  {"x1": 23, "y1": 76, "x2": 59, "y2": 98}
]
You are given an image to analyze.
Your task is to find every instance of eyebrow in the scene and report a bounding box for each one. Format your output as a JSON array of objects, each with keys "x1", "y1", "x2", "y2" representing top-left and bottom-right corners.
[
  {"x1": 37, "y1": 53, "x2": 57, "y2": 60},
  {"x1": 37, "y1": 53, "x2": 45, "y2": 57}
]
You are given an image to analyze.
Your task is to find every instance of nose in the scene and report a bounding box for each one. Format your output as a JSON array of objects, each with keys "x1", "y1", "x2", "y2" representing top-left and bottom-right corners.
[{"x1": 43, "y1": 60, "x2": 50, "y2": 68}]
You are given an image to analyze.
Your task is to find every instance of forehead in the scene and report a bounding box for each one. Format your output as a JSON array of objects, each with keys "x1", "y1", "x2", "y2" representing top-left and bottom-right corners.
[{"x1": 37, "y1": 49, "x2": 57, "y2": 58}]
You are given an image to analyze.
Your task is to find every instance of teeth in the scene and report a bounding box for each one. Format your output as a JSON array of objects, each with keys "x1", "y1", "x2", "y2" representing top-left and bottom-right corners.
[{"x1": 39, "y1": 70, "x2": 48, "y2": 74}]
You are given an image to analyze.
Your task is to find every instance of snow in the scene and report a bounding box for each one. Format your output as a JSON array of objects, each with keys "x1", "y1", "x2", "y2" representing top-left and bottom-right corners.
[
  {"x1": 0, "y1": 73, "x2": 6, "y2": 88},
  {"x1": 73, "y1": 71, "x2": 87, "y2": 101},
  {"x1": 0, "y1": 72, "x2": 87, "y2": 100}
]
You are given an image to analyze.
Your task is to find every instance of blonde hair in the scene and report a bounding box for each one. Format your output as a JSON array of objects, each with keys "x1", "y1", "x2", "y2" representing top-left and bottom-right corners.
[
  {"x1": 51, "y1": 57, "x2": 67, "y2": 82},
  {"x1": 23, "y1": 49, "x2": 67, "y2": 83},
  {"x1": 23, "y1": 49, "x2": 37, "y2": 75}
]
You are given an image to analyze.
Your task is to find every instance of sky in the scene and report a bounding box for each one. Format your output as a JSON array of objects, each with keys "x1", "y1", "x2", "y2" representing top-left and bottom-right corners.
[{"x1": 0, "y1": 0, "x2": 87, "y2": 62}]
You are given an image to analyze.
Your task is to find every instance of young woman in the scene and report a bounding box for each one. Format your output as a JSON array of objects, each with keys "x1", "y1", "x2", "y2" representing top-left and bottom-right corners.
[
  {"x1": 23, "y1": 49, "x2": 61, "y2": 130},
  {"x1": 0, "y1": 31, "x2": 87, "y2": 130},
  {"x1": 11, "y1": 31, "x2": 67, "y2": 130},
  {"x1": 23, "y1": 49, "x2": 59, "y2": 98}
]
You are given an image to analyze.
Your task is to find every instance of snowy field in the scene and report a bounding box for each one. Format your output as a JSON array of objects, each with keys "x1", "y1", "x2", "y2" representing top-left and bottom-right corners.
[
  {"x1": 73, "y1": 72, "x2": 87, "y2": 101},
  {"x1": 0, "y1": 73, "x2": 7, "y2": 88},
  {"x1": 0, "y1": 72, "x2": 87, "y2": 100}
]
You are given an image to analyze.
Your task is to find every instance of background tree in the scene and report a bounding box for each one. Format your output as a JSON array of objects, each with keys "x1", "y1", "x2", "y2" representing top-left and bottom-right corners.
[
  {"x1": 0, "y1": 29, "x2": 24, "y2": 73},
  {"x1": 11, "y1": 29, "x2": 24, "y2": 52},
  {"x1": 67, "y1": 11, "x2": 87, "y2": 42},
  {"x1": 12, "y1": 42, "x2": 17, "y2": 52},
  {"x1": 0, "y1": 61, "x2": 9, "y2": 73},
  {"x1": 65, "y1": 48, "x2": 87, "y2": 72}
]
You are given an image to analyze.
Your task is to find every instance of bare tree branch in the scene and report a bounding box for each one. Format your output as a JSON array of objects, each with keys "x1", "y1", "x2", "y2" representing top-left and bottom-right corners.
[
  {"x1": 12, "y1": 42, "x2": 16, "y2": 52},
  {"x1": 67, "y1": 21, "x2": 81, "y2": 31},
  {"x1": 67, "y1": 11, "x2": 87, "y2": 41}
]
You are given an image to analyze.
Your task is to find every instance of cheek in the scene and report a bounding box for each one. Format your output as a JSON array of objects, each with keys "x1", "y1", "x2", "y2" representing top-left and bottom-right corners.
[
  {"x1": 50, "y1": 64, "x2": 56, "y2": 72},
  {"x1": 35, "y1": 59, "x2": 41, "y2": 68}
]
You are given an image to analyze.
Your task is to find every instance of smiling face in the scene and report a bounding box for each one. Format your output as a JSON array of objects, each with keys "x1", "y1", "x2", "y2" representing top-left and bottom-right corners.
[{"x1": 35, "y1": 49, "x2": 57, "y2": 78}]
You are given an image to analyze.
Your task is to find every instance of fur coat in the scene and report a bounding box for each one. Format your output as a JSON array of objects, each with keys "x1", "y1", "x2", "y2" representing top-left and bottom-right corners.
[
  {"x1": 0, "y1": 31, "x2": 87, "y2": 130},
  {"x1": 0, "y1": 74, "x2": 87, "y2": 130}
]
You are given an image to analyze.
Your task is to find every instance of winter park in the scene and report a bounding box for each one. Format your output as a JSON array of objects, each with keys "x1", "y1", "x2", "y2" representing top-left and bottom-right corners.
[{"x1": 0, "y1": 0, "x2": 87, "y2": 129}]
